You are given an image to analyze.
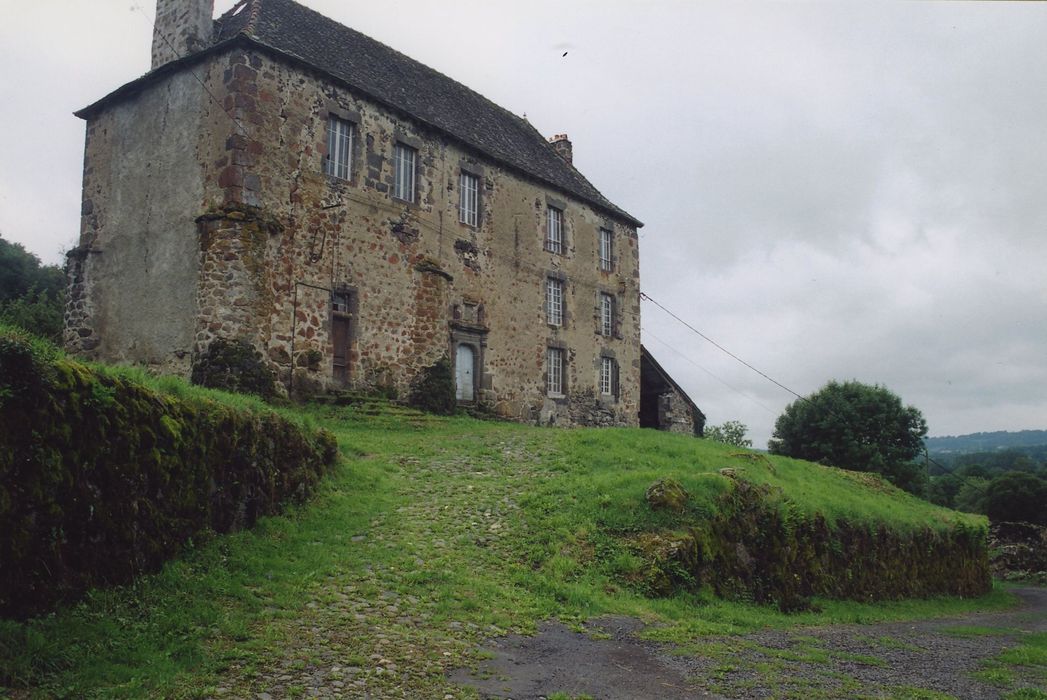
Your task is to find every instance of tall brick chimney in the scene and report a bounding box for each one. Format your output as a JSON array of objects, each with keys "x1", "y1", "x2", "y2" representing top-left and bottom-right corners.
[
  {"x1": 548, "y1": 134, "x2": 573, "y2": 165},
  {"x1": 152, "y1": 0, "x2": 215, "y2": 70}
]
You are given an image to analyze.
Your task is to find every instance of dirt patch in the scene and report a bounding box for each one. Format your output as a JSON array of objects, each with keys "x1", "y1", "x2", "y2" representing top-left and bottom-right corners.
[
  {"x1": 447, "y1": 617, "x2": 714, "y2": 699},
  {"x1": 451, "y1": 588, "x2": 1047, "y2": 699}
]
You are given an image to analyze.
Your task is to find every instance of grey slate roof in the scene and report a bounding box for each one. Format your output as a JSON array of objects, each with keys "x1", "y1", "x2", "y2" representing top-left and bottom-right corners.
[
  {"x1": 216, "y1": 0, "x2": 640, "y2": 226},
  {"x1": 79, "y1": 0, "x2": 641, "y2": 227}
]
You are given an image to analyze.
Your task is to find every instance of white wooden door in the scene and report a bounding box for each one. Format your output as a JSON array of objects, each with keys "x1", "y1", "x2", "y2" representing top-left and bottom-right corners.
[{"x1": 456, "y1": 344, "x2": 475, "y2": 401}]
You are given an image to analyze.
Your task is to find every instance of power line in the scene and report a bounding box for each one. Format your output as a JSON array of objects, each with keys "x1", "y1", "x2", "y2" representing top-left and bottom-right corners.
[
  {"x1": 641, "y1": 291, "x2": 806, "y2": 402},
  {"x1": 640, "y1": 291, "x2": 980, "y2": 491},
  {"x1": 642, "y1": 326, "x2": 778, "y2": 417},
  {"x1": 129, "y1": 2, "x2": 248, "y2": 137}
]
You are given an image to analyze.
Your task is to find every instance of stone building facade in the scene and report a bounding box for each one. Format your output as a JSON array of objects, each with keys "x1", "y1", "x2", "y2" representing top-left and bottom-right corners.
[
  {"x1": 639, "y1": 346, "x2": 706, "y2": 436},
  {"x1": 67, "y1": 0, "x2": 651, "y2": 426}
]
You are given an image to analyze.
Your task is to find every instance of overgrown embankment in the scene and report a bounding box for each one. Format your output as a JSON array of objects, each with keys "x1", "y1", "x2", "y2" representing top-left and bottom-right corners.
[
  {"x1": 0, "y1": 406, "x2": 1012, "y2": 698},
  {"x1": 0, "y1": 326, "x2": 337, "y2": 618},
  {"x1": 539, "y1": 430, "x2": 991, "y2": 609}
]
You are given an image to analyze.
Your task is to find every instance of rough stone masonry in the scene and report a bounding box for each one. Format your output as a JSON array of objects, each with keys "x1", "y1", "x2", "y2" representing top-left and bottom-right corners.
[{"x1": 66, "y1": 0, "x2": 700, "y2": 431}]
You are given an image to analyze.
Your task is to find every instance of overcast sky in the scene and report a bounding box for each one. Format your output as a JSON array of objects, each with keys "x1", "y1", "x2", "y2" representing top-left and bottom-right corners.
[{"x1": 2, "y1": 1, "x2": 1045, "y2": 445}]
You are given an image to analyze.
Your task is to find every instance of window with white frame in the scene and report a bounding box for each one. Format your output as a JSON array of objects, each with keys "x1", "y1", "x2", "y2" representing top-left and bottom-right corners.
[
  {"x1": 599, "y1": 293, "x2": 614, "y2": 337},
  {"x1": 546, "y1": 278, "x2": 564, "y2": 326},
  {"x1": 600, "y1": 356, "x2": 618, "y2": 397},
  {"x1": 324, "y1": 116, "x2": 353, "y2": 180},
  {"x1": 547, "y1": 347, "x2": 565, "y2": 395},
  {"x1": 393, "y1": 143, "x2": 416, "y2": 202},
  {"x1": 546, "y1": 206, "x2": 564, "y2": 254},
  {"x1": 599, "y1": 228, "x2": 614, "y2": 271},
  {"x1": 459, "y1": 171, "x2": 479, "y2": 226}
]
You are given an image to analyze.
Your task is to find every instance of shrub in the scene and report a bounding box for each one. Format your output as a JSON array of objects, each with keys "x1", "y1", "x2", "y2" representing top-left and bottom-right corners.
[
  {"x1": 983, "y1": 472, "x2": 1047, "y2": 525},
  {"x1": 0, "y1": 288, "x2": 64, "y2": 343},
  {"x1": 408, "y1": 356, "x2": 456, "y2": 415},
  {"x1": 191, "y1": 337, "x2": 277, "y2": 399},
  {"x1": 705, "y1": 420, "x2": 753, "y2": 448}
]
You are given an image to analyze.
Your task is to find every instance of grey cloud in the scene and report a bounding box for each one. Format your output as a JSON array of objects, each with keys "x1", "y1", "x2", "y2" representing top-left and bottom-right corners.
[{"x1": 2, "y1": 0, "x2": 1044, "y2": 444}]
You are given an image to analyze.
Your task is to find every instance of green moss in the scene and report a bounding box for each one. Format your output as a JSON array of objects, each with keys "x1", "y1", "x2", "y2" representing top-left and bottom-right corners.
[
  {"x1": 408, "y1": 356, "x2": 455, "y2": 415},
  {"x1": 191, "y1": 337, "x2": 277, "y2": 399},
  {"x1": 530, "y1": 428, "x2": 991, "y2": 607},
  {"x1": 0, "y1": 327, "x2": 337, "y2": 619},
  {"x1": 645, "y1": 478, "x2": 689, "y2": 512}
]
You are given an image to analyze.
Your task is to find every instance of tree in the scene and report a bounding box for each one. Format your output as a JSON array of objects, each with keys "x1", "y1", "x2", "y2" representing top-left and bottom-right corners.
[
  {"x1": 768, "y1": 380, "x2": 928, "y2": 494},
  {"x1": 0, "y1": 234, "x2": 66, "y2": 342},
  {"x1": 0, "y1": 235, "x2": 64, "y2": 302},
  {"x1": 0, "y1": 288, "x2": 64, "y2": 343},
  {"x1": 983, "y1": 471, "x2": 1047, "y2": 525},
  {"x1": 926, "y1": 474, "x2": 963, "y2": 509},
  {"x1": 954, "y1": 477, "x2": 989, "y2": 515},
  {"x1": 705, "y1": 420, "x2": 753, "y2": 448}
]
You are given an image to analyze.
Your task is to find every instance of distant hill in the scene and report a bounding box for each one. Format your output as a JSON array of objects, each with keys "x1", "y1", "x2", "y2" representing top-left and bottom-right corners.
[{"x1": 925, "y1": 430, "x2": 1047, "y2": 455}]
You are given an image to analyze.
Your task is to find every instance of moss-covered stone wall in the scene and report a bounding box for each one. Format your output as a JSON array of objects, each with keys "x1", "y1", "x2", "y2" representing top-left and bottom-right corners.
[
  {"x1": 0, "y1": 330, "x2": 337, "y2": 619},
  {"x1": 633, "y1": 477, "x2": 990, "y2": 609}
]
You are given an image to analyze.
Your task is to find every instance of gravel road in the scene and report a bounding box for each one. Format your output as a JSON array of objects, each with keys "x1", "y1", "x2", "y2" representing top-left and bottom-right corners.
[{"x1": 451, "y1": 587, "x2": 1047, "y2": 699}]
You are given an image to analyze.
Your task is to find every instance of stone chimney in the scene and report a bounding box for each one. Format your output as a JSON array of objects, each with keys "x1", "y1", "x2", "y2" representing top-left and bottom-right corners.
[
  {"x1": 152, "y1": 0, "x2": 215, "y2": 70},
  {"x1": 548, "y1": 134, "x2": 573, "y2": 165}
]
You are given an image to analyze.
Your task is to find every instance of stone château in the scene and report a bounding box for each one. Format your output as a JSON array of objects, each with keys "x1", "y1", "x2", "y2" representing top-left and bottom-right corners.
[{"x1": 66, "y1": 0, "x2": 703, "y2": 432}]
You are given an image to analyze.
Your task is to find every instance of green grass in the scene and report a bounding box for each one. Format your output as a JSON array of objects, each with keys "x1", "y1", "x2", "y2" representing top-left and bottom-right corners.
[
  {"x1": 942, "y1": 625, "x2": 1013, "y2": 637},
  {"x1": 974, "y1": 631, "x2": 1047, "y2": 692},
  {"x1": 551, "y1": 427, "x2": 981, "y2": 534},
  {"x1": 0, "y1": 400, "x2": 1017, "y2": 698}
]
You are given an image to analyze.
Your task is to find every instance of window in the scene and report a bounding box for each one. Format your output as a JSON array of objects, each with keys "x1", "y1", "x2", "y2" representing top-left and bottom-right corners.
[
  {"x1": 547, "y1": 347, "x2": 565, "y2": 395},
  {"x1": 600, "y1": 356, "x2": 618, "y2": 397},
  {"x1": 393, "y1": 143, "x2": 416, "y2": 202},
  {"x1": 546, "y1": 278, "x2": 564, "y2": 326},
  {"x1": 324, "y1": 116, "x2": 353, "y2": 180},
  {"x1": 599, "y1": 228, "x2": 614, "y2": 271},
  {"x1": 332, "y1": 290, "x2": 352, "y2": 314},
  {"x1": 546, "y1": 206, "x2": 563, "y2": 254},
  {"x1": 599, "y1": 293, "x2": 614, "y2": 337},
  {"x1": 459, "y1": 171, "x2": 479, "y2": 226}
]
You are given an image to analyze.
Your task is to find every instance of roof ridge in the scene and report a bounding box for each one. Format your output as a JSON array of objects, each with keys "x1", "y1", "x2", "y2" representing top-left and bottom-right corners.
[
  {"x1": 245, "y1": 0, "x2": 262, "y2": 34},
  {"x1": 100, "y1": 0, "x2": 642, "y2": 227}
]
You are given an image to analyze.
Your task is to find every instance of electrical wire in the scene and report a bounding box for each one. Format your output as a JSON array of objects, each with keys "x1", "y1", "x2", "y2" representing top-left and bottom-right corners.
[
  {"x1": 642, "y1": 326, "x2": 778, "y2": 416},
  {"x1": 640, "y1": 290, "x2": 982, "y2": 490},
  {"x1": 129, "y1": 2, "x2": 248, "y2": 137}
]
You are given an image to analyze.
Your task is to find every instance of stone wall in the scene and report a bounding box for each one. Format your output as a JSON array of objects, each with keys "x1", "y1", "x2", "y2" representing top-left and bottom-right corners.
[
  {"x1": 639, "y1": 347, "x2": 703, "y2": 435},
  {"x1": 658, "y1": 392, "x2": 702, "y2": 436},
  {"x1": 66, "y1": 67, "x2": 216, "y2": 377},
  {"x1": 71, "y1": 44, "x2": 642, "y2": 427}
]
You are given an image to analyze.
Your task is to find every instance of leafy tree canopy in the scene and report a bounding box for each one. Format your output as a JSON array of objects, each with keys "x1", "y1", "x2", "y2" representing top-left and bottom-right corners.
[
  {"x1": 0, "y1": 289, "x2": 64, "y2": 343},
  {"x1": 768, "y1": 380, "x2": 928, "y2": 493},
  {"x1": 705, "y1": 420, "x2": 753, "y2": 448},
  {"x1": 954, "y1": 476, "x2": 989, "y2": 515},
  {"x1": 926, "y1": 473, "x2": 964, "y2": 509},
  {"x1": 0, "y1": 234, "x2": 65, "y2": 342},
  {"x1": 0, "y1": 235, "x2": 64, "y2": 302},
  {"x1": 983, "y1": 471, "x2": 1047, "y2": 525}
]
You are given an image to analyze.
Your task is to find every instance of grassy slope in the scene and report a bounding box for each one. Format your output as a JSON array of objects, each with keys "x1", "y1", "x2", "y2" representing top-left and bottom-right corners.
[
  {"x1": 0, "y1": 400, "x2": 1010, "y2": 698},
  {"x1": 548, "y1": 427, "x2": 980, "y2": 533}
]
